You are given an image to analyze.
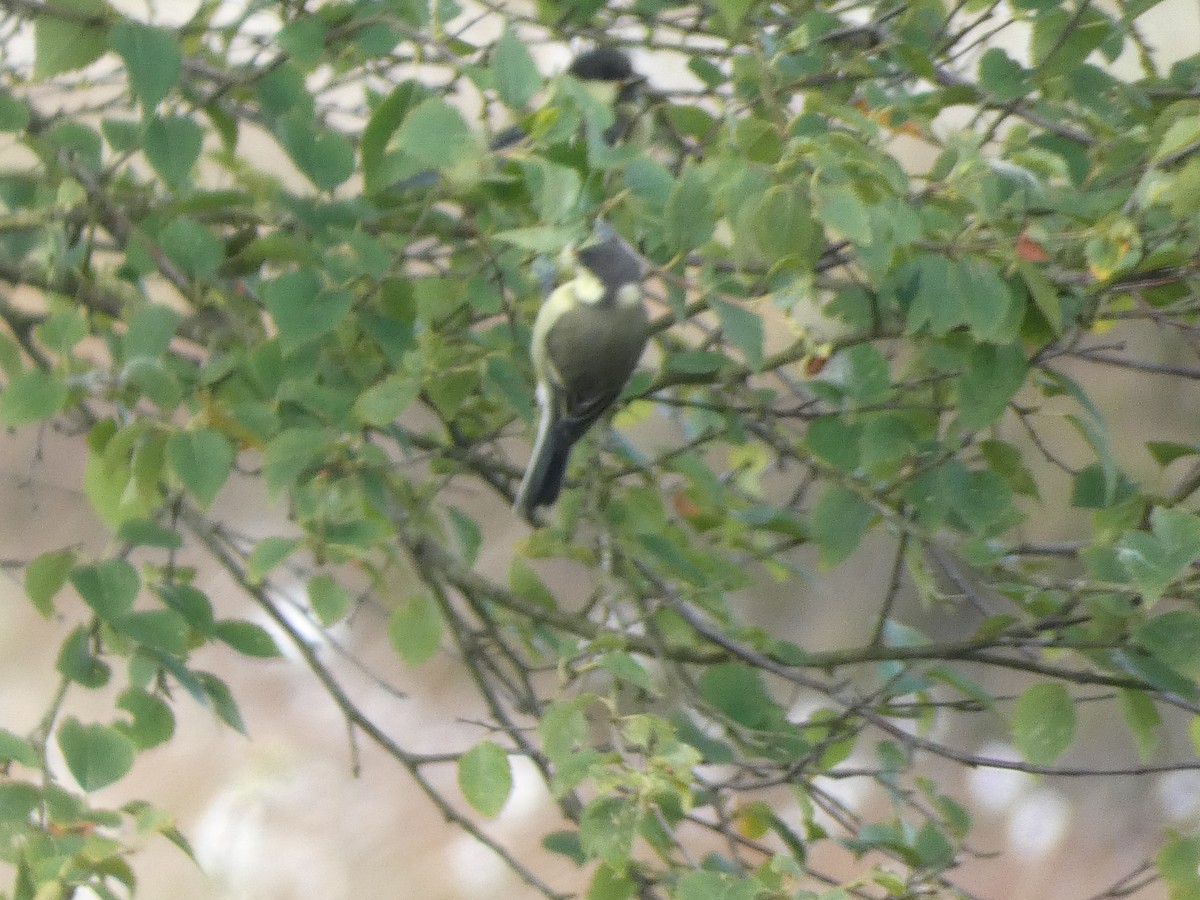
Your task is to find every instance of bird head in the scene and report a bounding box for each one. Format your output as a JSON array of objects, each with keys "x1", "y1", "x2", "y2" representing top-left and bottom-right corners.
[
  {"x1": 568, "y1": 48, "x2": 647, "y2": 105},
  {"x1": 573, "y1": 224, "x2": 644, "y2": 307}
]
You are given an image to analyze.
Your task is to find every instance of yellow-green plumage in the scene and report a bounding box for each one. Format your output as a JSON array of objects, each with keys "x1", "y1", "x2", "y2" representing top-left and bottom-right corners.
[{"x1": 515, "y1": 230, "x2": 648, "y2": 522}]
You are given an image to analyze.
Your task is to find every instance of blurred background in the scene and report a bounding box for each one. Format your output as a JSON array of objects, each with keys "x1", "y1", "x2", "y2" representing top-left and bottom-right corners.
[{"x1": 3, "y1": 0, "x2": 1200, "y2": 897}]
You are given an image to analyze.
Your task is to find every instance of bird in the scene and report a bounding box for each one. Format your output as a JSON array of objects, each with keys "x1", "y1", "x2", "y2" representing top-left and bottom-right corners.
[
  {"x1": 563, "y1": 47, "x2": 647, "y2": 145},
  {"x1": 514, "y1": 223, "x2": 649, "y2": 523},
  {"x1": 387, "y1": 48, "x2": 646, "y2": 192}
]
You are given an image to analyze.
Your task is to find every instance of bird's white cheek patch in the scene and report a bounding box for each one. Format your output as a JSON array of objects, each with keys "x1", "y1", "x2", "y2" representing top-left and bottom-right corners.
[
  {"x1": 574, "y1": 271, "x2": 605, "y2": 305},
  {"x1": 616, "y1": 284, "x2": 642, "y2": 307}
]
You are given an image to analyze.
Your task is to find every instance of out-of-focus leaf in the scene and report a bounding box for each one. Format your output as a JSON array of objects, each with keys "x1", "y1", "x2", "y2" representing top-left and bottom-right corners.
[
  {"x1": 458, "y1": 741, "x2": 512, "y2": 817},
  {"x1": 493, "y1": 28, "x2": 540, "y2": 108},
  {"x1": 110, "y1": 20, "x2": 181, "y2": 109},
  {"x1": 1011, "y1": 682, "x2": 1074, "y2": 765},
  {"x1": 57, "y1": 718, "x2": 136, "y2": 792},
  {"x1": 34, "y1": 0, "x2": 111, "y2": 79}
]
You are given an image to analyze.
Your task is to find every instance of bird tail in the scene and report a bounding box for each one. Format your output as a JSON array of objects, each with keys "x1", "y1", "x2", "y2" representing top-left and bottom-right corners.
[{"x1": 514, "y1": 401, "x2": 575, "y2": 523}]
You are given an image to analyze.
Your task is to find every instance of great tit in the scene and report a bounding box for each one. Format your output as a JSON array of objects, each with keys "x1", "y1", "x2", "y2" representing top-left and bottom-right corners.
[
  {"x1": 389, "y1": 49, "x2": 645, "y2": 192},
  {"x1": 565, "y1": 48, "x2": 647, "y2": 144},
  {"x1": 514, "y1": 224, "x2": 649, "y2": 522}
]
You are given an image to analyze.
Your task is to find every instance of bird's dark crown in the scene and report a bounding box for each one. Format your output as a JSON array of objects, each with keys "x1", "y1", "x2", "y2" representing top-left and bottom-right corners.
[
  {"x1": 568, "y1": 48, "x2": 636, "y2": 83},
  {"x1": 577, "y1": 235, "x2": 642, "y2": 289}
]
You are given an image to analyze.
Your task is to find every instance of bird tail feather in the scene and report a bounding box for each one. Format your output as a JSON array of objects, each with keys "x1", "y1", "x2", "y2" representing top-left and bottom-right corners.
[{"x1": 515, "y1": 401, "x2": 574, "y2": 522}]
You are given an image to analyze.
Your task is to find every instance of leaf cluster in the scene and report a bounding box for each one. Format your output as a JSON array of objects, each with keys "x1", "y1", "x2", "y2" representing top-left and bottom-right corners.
[{"x1": 2, "y1": 0, "x2": 1200, "y2": 897}]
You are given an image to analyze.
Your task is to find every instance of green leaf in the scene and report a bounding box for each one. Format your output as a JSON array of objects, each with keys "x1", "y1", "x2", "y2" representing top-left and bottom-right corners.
[
  {"x1": 508, "y1": 559, "x2": 557, "y2": 609},
  {"x1": 38, "y1": 308, "x2": 89, "y2": 357},
  {"x1": 57, "y1": 625, "x2": 111, "y2": 687},
  {"x1": 543, "y1": 831, "x2": 586, "y2": 864},
  {"x1": 262, "y1": 271, "x2": 354, "y2": 353},
  {"x1": 1118, "y1": 508, "x2": 1200, "y2": 604},
  {"x1": 709, "y1": 297, "x2": 763, "y2": 371},
  {"x1": 978, "y1": 48, "x2": 1030, "y2": 101},
  {"x1": 1159, "y1": 833, "x2": 1200, "y2": 897},
  {"x1": 82, "y1": 422, "x2": 166, "y2": 528},
  {"x1": 752, "y1": 186, "x2": 816, "y2": 268},
  {"x1": 144, "y1": 115, "x2": 202, "y2": 188},
  {"x1": 962, "y1": 261, "x2": 1019, "y2": 342},
  {"x1": 580, "y1": 795, "x2": 642, "y2": 868},
  {"x1": 1136, "y1": 611, "x2": 1200, "y2": 678},
  {"x1": 57, "y1": 718, "x2": 136, "y2": 791},
  {"x1": 361, "y1": 81, "x2": 429, "y2": 193},
  {"x1": 1147, "y1": 441, "x2": 1200, "y2": 467},
  {"x1": 663, "y1": 350, "x2": 728, "y2": 377},
  {"x1": 102, "y1": 116, "x2": 142, "y2": 151},
  {"x1": 116, "y1": 689, "x2": 175, "y2": 750},
  {"x1": 493, "y1": 27, "x2": 540, "y2": 108},
  {"x1": 245, "y1": 536, "x2": 299, "y2": 584},
  {"x1": 388, "y1": 594, "x2": 442, "y2": 665},
  {"x1": 812, "y1": 180, "x2": 872, "y2": 245},
  {"x1": 70, "y1": 559, "x2": 139, "y2": 619},
  {"x1": 860, "y1": 415, "x2": 917, "y2": 479},
  {"x1": 698, "y1": 663, "x2": 779, "y2": 730},
  {"x1": 447, "y1": 506, "x2": 482, "y2": 566},
  {"x1": 1011, "y1": 682, "x2": 1075, "y2": 765},
  {"x1": 274, "y1": 113, "x2": 355, "y2": 191},
  {"x1": 664, "y1": 166, "x2": 715, "y2": 253},
  {"x1": 156, "y1": 217, "x2": 222, "y2": 279},
  {"x1": 492, "y1": 224, "x2": 579, "y2": 253},
  {"x1": 167, "y1": 428, "x2": 234, "y2": 509},
  {"x1": 0, "y1": 729, "x2": 38, "y2": 768},
  {"x1": 1017, "y1": 259, "x2": 1063, "y2": 334},
  {"x1": 914, "y1": 820, "x2": 955, "y2": 870},
  {"x1": 1118, "y1": 688, "x2": 1160, "y2": 762},
  {"x1": 110, "y1": 20, "x2": 181, "y2": 109},
  {"x1": 0, "y1": 370, "x2": 68, "y2": 426},
  {"x1": 261, "y1": 427, "x2": 332, "y2": 496},
  {"x1": 352, "y1": 373, "x2": 420, "y2": 427},
  {"x1": 196, "y1": 671, "x2": 246, "y2": 733},
  {"x1": 276, "y1": 18, "x2": 325, "y2": 68},
  {"x1": 538, "y1": 699, "x2": 589, "y2": 762},
  {"x1": 810, "y1": 484, "x2": 875, "y2": 568},
  {"x1": 394, "y1": 98, "x2": 475, "y2": 168},
  {"x1": 1030, "y1": 8, "x2": 1112, "y2": 79},
  {"x1": 947, "y1": 467, "x2": 1013, "y2": 534},
  {"x1": 899, "y1": 255, "x2": 960, "y2": 335},
  {"x1": 307, "y1": 574, "x2": 349, "y2": 627},
  {"x1": 806, "y1": 417, "x2": 861, "y2": 471},
  {"x1": 256, "y1": 64, "x2": 313, "y2": 119},
  {"x1": 157, "y1": 582, "x2": 214, "y2": 633},
  {"x1": 0, "y1": 91, "x2": 30, "y2": 131},
  {"x1": 1154, "y1": 115, "x2": 1200, "y2": 163},
  {"x1": 214, "y1": 619, "x2": 282, "y2": 658},
  {"x1": 458, "y1": 741, "x2": 512, "y2": 818},
  {"x1": 25, "y1": 548, "x2": 76, "y2": 617},
  {"x1": 677, "y1": 872, "x2": 761, "y2": 900},
  {"x1": 587, "y1": 864, "x2": 636, "y2": 900},
  {"x1": 0, "y1": 782, "x2": 41, "y2": 826},
  {"x1": 839, "y1": 343, "x2": 891, "y2": 404},
  {"x1": 956, "y1": 343, "x2": 1027, "y2": 429},
  {"x1": 598, "y1": 652, "x2": 654, "y2": 693},
  {"x1": 114, "y1": 609, "x2": 189, "y2": 655},
  {"x1": 33, "y1": 0, "x2": 111, "y2": 79},
  {"x1": 1117, "y1": 648, "x2": 1197, "y2": 699},
  {"x1": 520, "y1": 159, "x2": 581, "y2": 225},
  {"x1": 1044, "y1": 369, "x2": 1117, "y2": 505},
  {"x1": 634, "y1": 531, "x2": 709, "y2": 585},
  {"x1": 123, "y1": 303, "x2": 179, "y2": 359},
  {"x1": 714, "y1": 0, "x2": 753, "y2": 33},
  {"x1": 46, "y1": 119, "x2": 102, "y2": 171}
]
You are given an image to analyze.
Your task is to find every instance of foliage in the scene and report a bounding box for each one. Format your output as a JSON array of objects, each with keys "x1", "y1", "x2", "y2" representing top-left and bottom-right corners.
[{"x1": 1, "y1": 0, "x2": 1200, "y2": 896}]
